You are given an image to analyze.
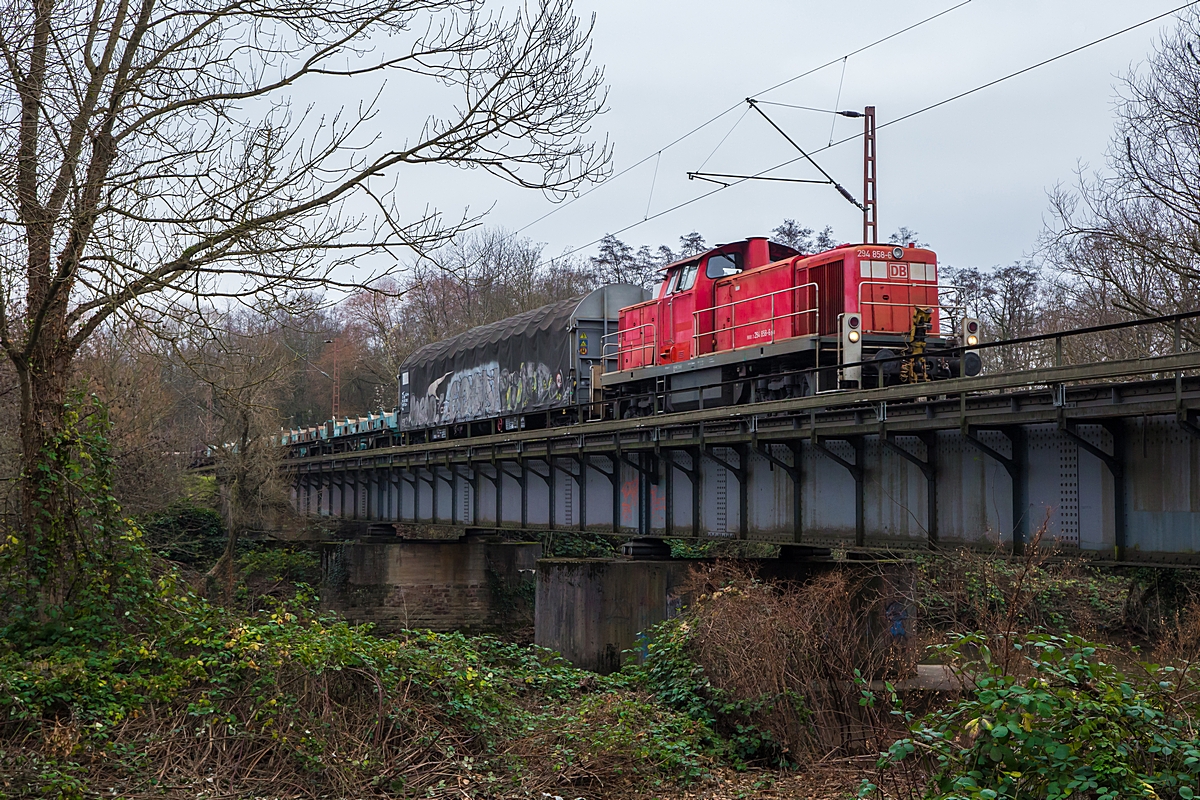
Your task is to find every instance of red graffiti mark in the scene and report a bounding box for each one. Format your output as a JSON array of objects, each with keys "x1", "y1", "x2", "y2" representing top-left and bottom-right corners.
[
  {"x1": 620, "y1": 479, "x2": 638, "y2": 527},
  {"x1": 650, "y1": 484, "x2": 666, "y2": 520}
]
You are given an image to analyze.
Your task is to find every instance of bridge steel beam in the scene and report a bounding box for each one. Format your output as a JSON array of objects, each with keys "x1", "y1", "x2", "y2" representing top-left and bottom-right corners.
[
  {"x1": 962, "y1": 426, "x2": 1027, "y2": 554},
  {"x1": 756, "y1": 442, "x2": 802, "y2": 543},
  {"x1": 811, "y1": 436, "x2": 864, "y2": 547},
  {"x1": 1061, "y1": 420, "x2": 1126, "y2": 561},
  {"x1": 882, "y1": 432, "x2": 938, "y2": 548}
]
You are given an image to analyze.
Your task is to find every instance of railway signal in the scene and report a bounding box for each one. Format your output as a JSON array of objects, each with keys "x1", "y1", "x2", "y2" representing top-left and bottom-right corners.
[{"x1": 961, "y1": 318, "x2": 983, "y2": 377}]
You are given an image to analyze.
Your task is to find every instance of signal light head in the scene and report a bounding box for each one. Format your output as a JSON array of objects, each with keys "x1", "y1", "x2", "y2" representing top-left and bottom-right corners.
[
  {"x1": 967, "y1": 320, "x2": 978, "y2": 334},
  {"x1": 966, "y1": 334, "x2": 979, "y2": 347},
  {"x1": 848, "y1": 330, "x2": 860, "y2": 343},
  {"x1": 847, "y1": 315, "x2": 860, "y2": 329}
]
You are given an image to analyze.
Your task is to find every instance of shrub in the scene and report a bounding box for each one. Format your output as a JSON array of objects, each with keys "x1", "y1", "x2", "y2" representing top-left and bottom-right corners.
[
  {"x1": 236, "y1": 543, "x2": 320, "y2": 584},
  {"x1": 141, "y1": 502, "x2": 226, "y2": 565},
  {"x1": 629, "y1": 563, "x2": 913, "y2": 764},
  {"x1": 0, "y1": 583, "x2": 723, "y2": 797},
  {"x1": 863, "y1": 632, "x2": 1200, "y2": 800}
]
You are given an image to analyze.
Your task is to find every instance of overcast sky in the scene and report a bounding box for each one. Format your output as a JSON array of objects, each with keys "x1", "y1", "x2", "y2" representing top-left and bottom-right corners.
[{"x1": 384, "y1": 0, "x2": 1189, "y2": 273}]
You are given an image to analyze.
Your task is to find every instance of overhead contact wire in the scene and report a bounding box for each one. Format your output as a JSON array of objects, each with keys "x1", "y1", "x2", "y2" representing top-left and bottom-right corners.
[
  {"x1": 828, "y1": 57, "x2": 849, "y2": 145},
  {"x1": 644, "y1": 150, "x2": 662, "y2": 220},
  {"x1": 512, "y1": 0, "x2": 978, "y2": 237}
]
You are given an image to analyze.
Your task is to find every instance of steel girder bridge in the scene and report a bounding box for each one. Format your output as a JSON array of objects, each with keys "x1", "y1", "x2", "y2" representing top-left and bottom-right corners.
[{"x1": 285, "y1": 313, "x2": 1200, "y2": 564}]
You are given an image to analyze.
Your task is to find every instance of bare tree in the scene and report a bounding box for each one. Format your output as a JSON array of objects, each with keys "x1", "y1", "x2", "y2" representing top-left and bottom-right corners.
[
  {"x1": 942, "y1": 263, "x2": 1048, "y2": 371},
  {"x1": 1045, "y1": 7, "x2": 1200, "y2": 344},
  {"x1": 771, "y1": 220, "x2": 836, "y2": 253},
  {"x1": 174, "y1": 310, "x2": 295, "y2": 599},
  {"x1": 0, "y1": 0, "x2": 609, "y2": 609},
  {"x1": 75, "y1": 324, "x2": 188, "y2": 517}
]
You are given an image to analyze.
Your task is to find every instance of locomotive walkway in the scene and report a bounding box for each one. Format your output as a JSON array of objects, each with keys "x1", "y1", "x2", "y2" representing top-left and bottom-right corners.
[{"x1": 287, "y1": 311, "x2": 1200, "y2": 564}]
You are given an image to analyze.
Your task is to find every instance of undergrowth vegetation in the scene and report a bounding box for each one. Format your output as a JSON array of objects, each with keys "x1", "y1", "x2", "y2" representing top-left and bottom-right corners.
[
  {"x1": 0, "y1": 576, "x2": 725, "y2": 798},
  {"x1": 0, "y1": 396, "x2": 724, "y2": 798}
]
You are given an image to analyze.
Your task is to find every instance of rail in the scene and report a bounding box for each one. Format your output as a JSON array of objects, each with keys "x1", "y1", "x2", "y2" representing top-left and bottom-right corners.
[
  {"x1": 581, "y1": 308, "x2": 1200, "y2": 425},
  {"x1": 267, "y1": 308, "x2": 1200, "y2": 464},
  {"x1": 692, "y1": 283, "x2": 819, "y2": 353}
]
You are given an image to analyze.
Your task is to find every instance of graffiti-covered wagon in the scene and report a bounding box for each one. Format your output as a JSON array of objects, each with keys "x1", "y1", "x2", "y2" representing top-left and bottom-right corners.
[{"x1": 397, "y1": 284, "x2": 648, "y2": 438}]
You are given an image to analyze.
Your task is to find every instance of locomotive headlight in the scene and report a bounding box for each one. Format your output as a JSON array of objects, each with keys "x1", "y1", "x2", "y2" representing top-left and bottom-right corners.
[
  {"x1": 966, "y1": 334, "x2": 978, "y2": 347},
  {"x1": 891, "y1": 246, "x2": 904, "y2": 260},
  {"x1": 848, "y1": 330, "x2": 861, "y2": 343}
]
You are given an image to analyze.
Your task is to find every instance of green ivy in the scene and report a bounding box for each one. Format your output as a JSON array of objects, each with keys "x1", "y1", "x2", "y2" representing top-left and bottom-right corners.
[{"x1": 1, "y1": 392, "x2": 158, "y2": 650}]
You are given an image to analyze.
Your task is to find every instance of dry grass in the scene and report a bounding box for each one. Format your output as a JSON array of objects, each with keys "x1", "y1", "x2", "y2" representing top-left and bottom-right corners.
[{"x1": 679, "y1": 562, "x2": 917, "y2": 762}]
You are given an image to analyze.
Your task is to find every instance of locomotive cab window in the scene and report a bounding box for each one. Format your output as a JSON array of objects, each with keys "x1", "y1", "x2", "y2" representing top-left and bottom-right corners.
[
  {"x1": 705, "y1": 252, "x2": 742, "y2": 279},
  {"x1": 671, "y1": 260, "x2": 700, "y2": 293}
]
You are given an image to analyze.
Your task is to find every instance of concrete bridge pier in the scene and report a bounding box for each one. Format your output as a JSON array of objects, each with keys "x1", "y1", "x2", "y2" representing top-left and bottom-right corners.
[
  {"x1": 321, "y1": 533, "x2": 541, "y2": 633},
  {"x1": 534, "y1": 552, "x2": 840, "y2": 674}
]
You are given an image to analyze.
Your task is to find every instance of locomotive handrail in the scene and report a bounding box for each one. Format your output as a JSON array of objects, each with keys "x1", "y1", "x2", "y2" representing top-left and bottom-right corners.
[
  {"x1": 856, "y1": 280, "x2": 948, "y2": 335},
  {"x1": 601, "y1": 322, "x2": 657, "y2": 369},
  {"x1": 582, "y1": 307, "x2": 1200, "y2": 426},
  {"x1": 277, "y1": 308, "x2": 1200, "y2": 462},
  {"x1": 693, "y1": 282, "x2": 820, "y2": 353}
]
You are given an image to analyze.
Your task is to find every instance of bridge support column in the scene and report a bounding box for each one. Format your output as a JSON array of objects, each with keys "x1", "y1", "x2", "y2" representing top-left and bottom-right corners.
[
  {"x1": 428, "y1": 467, "x2": 438, "y2": 523},
  {"x1": 553, "y1": 457, "x2": 581, "y2": 530},
  {"x1": 402, "y1": 471, "x2": 418, "y2": 522},
  {"x1": 353, "y1": 469, "x2": 361, "y2": 520},
  {"x1": 813, "y1": 437, "x2": 864, "y2": 547},
  {"x1": 964, "y1": 426, "x2": 1027, "y2": 554},
  {"x1": 585, "y1": 455, "x2": 620, "y2": 533},
  {"x1": 660, "y1": 450, "x2": 700, "y2": 538},
  {"x1": 1062, "y1": 420, "x2": 1126, "y2": 561},
  {"x1": 477, "y1": 463, "x2": 498, "y2": 526},
  {"x1": 703, "y1": 446, "x2": 747, "y2": 539},
  {"x1": 617, "y1": 452, "x2": 659, "y2": 536},
  {"x1": 756, "y1": 442, "x2": 802, "y2": 542}
]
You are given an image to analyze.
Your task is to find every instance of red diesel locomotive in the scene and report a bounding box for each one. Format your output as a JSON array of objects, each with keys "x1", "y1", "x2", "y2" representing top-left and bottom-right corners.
[{"x1": 598, "y1": 236, "x2": 980, "y2": 415}]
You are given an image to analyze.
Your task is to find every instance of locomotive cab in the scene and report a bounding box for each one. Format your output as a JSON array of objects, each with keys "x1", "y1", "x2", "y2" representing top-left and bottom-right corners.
[{"x1": 615, "y1": 237, "x2": 800, "y2": 369}]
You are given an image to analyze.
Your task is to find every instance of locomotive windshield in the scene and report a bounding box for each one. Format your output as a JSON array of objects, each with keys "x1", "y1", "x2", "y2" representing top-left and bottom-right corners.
[{"x1": 668, "y1": 260, "x2": 700, "y2": 294}]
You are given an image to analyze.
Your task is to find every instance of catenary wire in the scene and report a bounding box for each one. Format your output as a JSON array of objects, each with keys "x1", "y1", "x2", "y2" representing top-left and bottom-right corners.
[
  {"x1": 696, "y1": 105, "x2": 753, "y2": 174},
  {"x1": 758, "y1": 0, "x2": 1200, "y2": 181},
  {"x1": 510, "y1": 0, "x2": 978, "y2": 237},
  {"x1": 525, "y1": 0, "x2": 1199, "y2": 270},
  {"x1": 828, "y1": 57, "x2": 849, "y2": 145}
]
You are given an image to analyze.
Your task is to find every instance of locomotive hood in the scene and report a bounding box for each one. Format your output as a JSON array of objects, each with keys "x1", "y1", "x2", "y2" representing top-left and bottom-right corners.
[{"x1": 398, "y1": 284, "x2": 647, "y2": 429}]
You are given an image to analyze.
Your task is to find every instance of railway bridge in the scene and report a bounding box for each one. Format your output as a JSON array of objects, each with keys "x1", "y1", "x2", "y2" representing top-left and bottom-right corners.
[{"x1": 282, "y1": 313, "x2": 1200, "y2": 669}]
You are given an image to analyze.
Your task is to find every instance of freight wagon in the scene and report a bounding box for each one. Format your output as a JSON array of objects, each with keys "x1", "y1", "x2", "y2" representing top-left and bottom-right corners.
[{"x1": 396, "y1": 284, "x2": 649, "y2": 441}]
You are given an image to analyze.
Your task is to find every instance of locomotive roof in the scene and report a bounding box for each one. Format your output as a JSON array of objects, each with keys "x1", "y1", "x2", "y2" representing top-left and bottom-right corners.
[{"x1": 401, "y1": 284, "x2": 646, "y2": 371}]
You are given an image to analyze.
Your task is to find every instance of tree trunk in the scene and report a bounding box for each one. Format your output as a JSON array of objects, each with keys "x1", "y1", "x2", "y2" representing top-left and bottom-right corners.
[{"x1": 15, "y1": 344, "x2": 75, "y2": 615}]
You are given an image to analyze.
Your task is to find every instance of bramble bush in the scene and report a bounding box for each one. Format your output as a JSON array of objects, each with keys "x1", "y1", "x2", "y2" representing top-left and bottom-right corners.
[{"x1": 0, "y1": 583, "x2": 726, "y2": 797}]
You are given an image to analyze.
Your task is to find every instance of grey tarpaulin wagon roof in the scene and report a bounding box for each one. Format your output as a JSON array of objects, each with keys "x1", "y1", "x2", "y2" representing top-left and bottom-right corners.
[{"x1": 398, "y1": 285, "x2": 647, "y2": 429}]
